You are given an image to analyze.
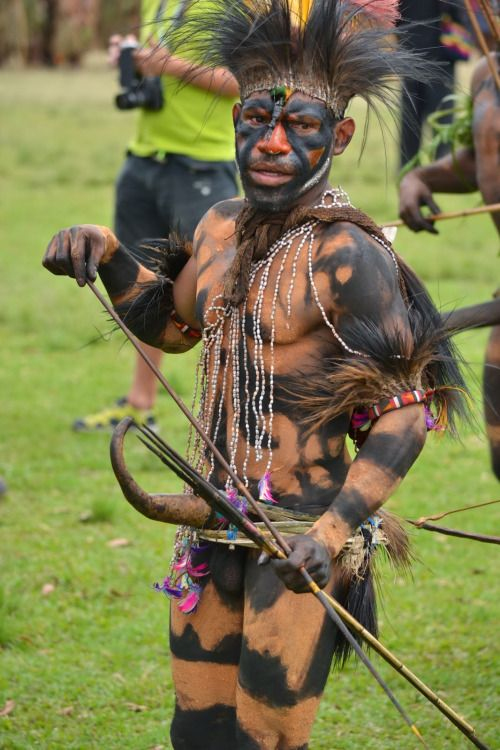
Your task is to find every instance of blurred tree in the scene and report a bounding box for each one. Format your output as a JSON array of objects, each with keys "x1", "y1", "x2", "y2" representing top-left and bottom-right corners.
[
  {"x1": 97, "y1": 0, "x2": 140, "y2": 46},
  {"x1": 51, "y1": 0, "x2": 99, "y2": 65},
  {"x1": 0, "y1": 0, "x2": 29, "y2": 65},
  {"x1": 0, "y1": 0, "x2": 140, "y2": 67}
]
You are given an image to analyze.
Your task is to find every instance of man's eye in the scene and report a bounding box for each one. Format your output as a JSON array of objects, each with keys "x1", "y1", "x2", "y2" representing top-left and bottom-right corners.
[
  {"x1": 249, "y1": 114, "x2": 267, "y2": 125},
  {"x1": 290, "y1": 121, "x2": 317, "y2": 132}
]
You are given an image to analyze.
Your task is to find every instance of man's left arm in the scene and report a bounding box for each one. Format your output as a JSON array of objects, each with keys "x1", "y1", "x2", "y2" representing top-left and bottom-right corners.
[
  {"x1": 271, "y1": 225, "x2": 427, "y2": 591},
  {"x1": 308, "y1": 404, "x2": 426, "y2": 559}
]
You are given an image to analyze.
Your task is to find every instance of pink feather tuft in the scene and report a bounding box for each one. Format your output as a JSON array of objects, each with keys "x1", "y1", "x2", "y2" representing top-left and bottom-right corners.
[
  {"x1": 178, "y1": 588, "x2": 201, "y2": 614},
  {"x1": 172, "y1": 553, "x2": 189, "y2": 572},
  {"x1": 348, "y1": 0, "x2": 400, "y2": 27},
  {"x1": 258, "y1": 472, "x2": 278, "y2": 504},
  {"x1": 186, "y1": 560, "x2": 210, "y2": 577}
]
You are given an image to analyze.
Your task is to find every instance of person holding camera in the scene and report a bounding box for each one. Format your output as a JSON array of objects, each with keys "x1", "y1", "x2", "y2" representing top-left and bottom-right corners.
[{"x1": 73, "y1": 0, "x2": 239, "y2": 432}]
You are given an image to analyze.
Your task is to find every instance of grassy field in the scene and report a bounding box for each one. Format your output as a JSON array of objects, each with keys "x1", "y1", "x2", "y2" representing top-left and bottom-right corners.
[{"x1": 0, "y1": 57, "x2": 499, "y2": 749}]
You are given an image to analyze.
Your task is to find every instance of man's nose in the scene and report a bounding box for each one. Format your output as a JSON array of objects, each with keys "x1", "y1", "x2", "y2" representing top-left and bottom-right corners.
[{"x1": 257, "y1": 123, "x2": 291, "y2": 155}]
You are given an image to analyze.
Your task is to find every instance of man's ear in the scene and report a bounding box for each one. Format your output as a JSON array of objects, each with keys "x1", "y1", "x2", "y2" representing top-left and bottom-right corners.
[
  {"x1": 332, "y1": 117, "x2": 355, "y2": 155},
  {"x1": 232, "y1": 102, "x2": 242, "y2": 127}
]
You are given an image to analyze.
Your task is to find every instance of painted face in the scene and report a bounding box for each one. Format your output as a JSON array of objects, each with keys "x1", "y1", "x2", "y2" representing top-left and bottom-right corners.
[{"x1": 234, "y1": 91, "x2": 336, "y2": 212}]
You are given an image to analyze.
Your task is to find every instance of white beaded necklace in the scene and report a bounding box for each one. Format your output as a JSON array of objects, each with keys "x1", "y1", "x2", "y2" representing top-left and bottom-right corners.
[{"x1": 191, "y1": 187, "x2": 366, "y2": 493}]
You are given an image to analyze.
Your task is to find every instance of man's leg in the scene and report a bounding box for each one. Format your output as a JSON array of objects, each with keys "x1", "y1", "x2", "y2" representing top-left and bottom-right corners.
[
  {"x1": 484, "y1": 324, "x2": 500, "y2": 480},
  {"x1": 235, "y1": 553, "x2": 339, "y2": 750},
  {"x1": 169, "y1": 576, "x2": 244, "y2": 749},
  {"x1": 114, "y1": 156, "x2": 172, "y2": 413}
]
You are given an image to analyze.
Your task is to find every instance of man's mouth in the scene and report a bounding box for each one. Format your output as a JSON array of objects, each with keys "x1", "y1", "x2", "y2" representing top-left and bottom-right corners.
[{"x1": 247, "y1": 163, "x2": 295, "y2": 187}]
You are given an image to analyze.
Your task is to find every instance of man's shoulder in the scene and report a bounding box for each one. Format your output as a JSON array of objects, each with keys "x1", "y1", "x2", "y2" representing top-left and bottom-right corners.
[
  {"x1": 208, "y1": 197, "x2": 245, "y2": 221},
  {"x1": 193, "y1": 198, "x2": 243, "y2": 250},
  {"x1": 316, "y1": 219, "x2": 384, "y2": 260},
  {"x1": 313, "y1": 219, "x2": 398, "y2": 291},
  {"x1": 197, "y1": 197, "x2": 243, "y2": 229}
]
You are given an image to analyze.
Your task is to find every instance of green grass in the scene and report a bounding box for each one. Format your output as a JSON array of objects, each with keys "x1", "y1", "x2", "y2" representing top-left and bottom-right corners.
[{"x1": 0, "y1": 58, "x2": 499, "y2": 749}]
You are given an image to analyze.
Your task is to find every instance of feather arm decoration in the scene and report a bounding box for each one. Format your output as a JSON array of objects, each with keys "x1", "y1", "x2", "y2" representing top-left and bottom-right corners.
[
  {"x1": 286, "y1": 308, "x2": 470, "y2": 439},
  {"x1": 111, "y1": 237, "x2": 191, "y2": 347}
]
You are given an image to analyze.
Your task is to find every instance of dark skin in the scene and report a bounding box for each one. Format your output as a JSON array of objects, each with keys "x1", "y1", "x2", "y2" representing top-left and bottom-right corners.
[
  {"x1": 44, "y1": 91, "x2": 426, "y2": 748},
  {"x1": 399, "y1": 55, "x2": 500, "y2": 481}
]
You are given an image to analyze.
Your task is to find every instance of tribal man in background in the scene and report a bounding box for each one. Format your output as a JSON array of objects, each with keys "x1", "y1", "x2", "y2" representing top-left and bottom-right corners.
[
  {"x1": 43, "y1": 1, "x2": 467, "y2": 747},
  {"x1": 399, "y1": 48, "x2": 500, "y2": 478}
]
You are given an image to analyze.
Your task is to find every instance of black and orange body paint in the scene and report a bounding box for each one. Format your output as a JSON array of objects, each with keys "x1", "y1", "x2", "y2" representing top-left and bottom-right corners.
[{"x1": 93, "y1": 200, "x2": 432, "y2": 747}]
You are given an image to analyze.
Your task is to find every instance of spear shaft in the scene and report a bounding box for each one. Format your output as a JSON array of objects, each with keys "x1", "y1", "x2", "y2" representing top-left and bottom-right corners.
[
  {"x1": 463, "y1": 0, "x2": 500, "y2": 88},
  {"x1": 318, "y1": 590, "x2": 490, "y2": 750},
  {"x1": 381, "y1": 202, "x2": 500, "y2": 229}
]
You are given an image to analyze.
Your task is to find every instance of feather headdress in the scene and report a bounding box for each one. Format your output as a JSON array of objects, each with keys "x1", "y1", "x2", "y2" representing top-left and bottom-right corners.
[{"x1": 166, "y1": 0, "x2": 434, "y2": 117}]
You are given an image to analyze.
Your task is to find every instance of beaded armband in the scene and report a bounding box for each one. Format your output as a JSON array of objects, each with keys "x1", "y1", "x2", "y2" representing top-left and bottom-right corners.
[
  {"x1": 170, "y1": 310, "x2": 202, "y2": 340},
  {"x1": 350, "y1": 388, "x2": 438, "y2": 449}
]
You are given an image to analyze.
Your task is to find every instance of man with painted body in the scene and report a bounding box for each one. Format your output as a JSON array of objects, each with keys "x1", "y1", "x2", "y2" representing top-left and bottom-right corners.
[
  {"x1": 399, "y1": 52, "x2": 500, "y2": 477},
  {"x1": 43, "y1": 1, "x2": 463, "y2": 747}
]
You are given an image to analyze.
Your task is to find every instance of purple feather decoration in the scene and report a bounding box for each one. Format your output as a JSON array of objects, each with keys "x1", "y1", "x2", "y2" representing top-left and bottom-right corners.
[{"x1": 154, "y1": 577, "x2": 184, "y2": 598}]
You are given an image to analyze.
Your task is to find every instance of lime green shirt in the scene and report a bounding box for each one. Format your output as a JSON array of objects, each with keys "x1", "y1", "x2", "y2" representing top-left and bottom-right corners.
[{"x1": 128, "y1": 0, "x2": 236, "y2": 162}]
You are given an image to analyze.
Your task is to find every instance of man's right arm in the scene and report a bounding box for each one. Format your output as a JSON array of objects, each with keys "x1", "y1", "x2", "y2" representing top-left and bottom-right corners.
[
  {"x1": 398, "y1": 148, "x2": 478, "y2": 233},
  {"x1": 42, "y1": 224, "x2": 200, "y2": 353}
]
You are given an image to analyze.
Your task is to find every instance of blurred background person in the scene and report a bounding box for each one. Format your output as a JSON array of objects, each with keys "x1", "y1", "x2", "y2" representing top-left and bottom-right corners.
[
  {"x1": 73, "y1": 0, "x2": 239, "y2": 432},
  {"x1": 399, "y1": 41, "x2": 500, "y2": 477},
  {"x1": 398, "y1": 0, "x2": 471, "y2": 169}
]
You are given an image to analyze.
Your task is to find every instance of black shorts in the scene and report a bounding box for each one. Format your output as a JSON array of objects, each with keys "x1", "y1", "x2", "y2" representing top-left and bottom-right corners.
[{"x1": 114, "y1": 153, "x2": 238, "y2": 246}]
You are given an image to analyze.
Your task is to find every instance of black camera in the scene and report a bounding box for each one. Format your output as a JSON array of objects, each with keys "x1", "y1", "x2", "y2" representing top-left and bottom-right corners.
[{"x1": 115, "y1": 42, "x2": 164, "y2": 111}]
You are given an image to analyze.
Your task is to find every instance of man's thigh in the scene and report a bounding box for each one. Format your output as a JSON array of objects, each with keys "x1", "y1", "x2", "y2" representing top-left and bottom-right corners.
[
  {"x1": 159, "y1": 156, "x2": 238, "y2": 238},
  {"x1": 169, "y1": 575, "x2": 244, "y2": 749},
  {"x1": 114, "y1": 155, "x2": 170, "y2": 245},
  {"x1": 236, "y1": 553, "x2": 338, "y2": 750}
]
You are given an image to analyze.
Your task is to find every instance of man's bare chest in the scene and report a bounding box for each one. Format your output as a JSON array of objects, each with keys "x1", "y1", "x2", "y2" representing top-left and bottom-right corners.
[{"x1": 195, "y1": 236, "x2": 332, "y2": 346}]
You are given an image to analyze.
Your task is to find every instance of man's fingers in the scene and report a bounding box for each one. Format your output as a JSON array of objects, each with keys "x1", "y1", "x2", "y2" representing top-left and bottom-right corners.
[
  {"x1": 421, "y1": 195, "x2": 441, "y2": 234},
  {"x1": 422, "y1": 219, "x2": 439, "y2": 235},
  {"x1": 403, "y1": 207, "x2": 437, "y2": 234},
  {"x1": 55, "y1": 231, "x2": 74, "y2": 275},
  {"x1": 42, "y1": 226, "x2": 106, "y2": 283},
  {"x1": 72, "y1": 229, "x2": 89, "y2": 286},
  {"x1": 424, "y1": 194, "x2": 442, "y2": 218},
  {"x1": 87, "y1": 231, "x2": 106, "y2": 283},
  {"x1": 42, "y1": 234, "x2": 65, "y2": 275}
]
